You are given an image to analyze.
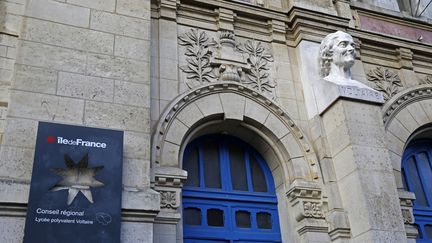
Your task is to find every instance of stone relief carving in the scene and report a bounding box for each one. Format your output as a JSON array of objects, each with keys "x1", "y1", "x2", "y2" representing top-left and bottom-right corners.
[
  {"x1": 178, "y1": 29, "x2": 217, "y2": 88},
  {"x1": 160, "y1": 191, "x2": 177, "y2": 209},
  {"x1": 286, "y1": 185, "x2": 326, "y2": 222},
  {"x1": 303, "y1": 201, "x2": 324, "y2": 218},
  {"x1": 153, "y1": 167, "x2": 187, "y2": 210},
  {"x1": 240, "y1": 40, "x2": 276, "y2": 95},
  {"x1": 367, "y1": 66, "x2": 403, "y2": 101},
  {"x1": 420, "y1": 74, "x2": 432, "y2": 85},
  {"x1": 179, "y1": 29, "x2": 276, "y2": 99},
  {"x1": 401, "y1": 208, "x2": 414, "y2": 224},
  {"x1": 319, "y1": 31, "x2": 374, "y2": 90}
]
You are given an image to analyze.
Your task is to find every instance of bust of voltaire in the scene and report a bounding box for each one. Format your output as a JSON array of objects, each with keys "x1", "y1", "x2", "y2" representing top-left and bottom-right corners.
[{"x1": 319, "y1": 31, "x2": 372, "y2": 90}]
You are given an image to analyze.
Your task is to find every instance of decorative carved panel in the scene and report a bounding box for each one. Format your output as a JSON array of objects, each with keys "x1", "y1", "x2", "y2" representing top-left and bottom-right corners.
[
  {"x1": 179, "y1": 29, "x2": 276, "y2": 99},
  {"x1": 367, "y1": 66, "x2": 403, "y2": 101}
]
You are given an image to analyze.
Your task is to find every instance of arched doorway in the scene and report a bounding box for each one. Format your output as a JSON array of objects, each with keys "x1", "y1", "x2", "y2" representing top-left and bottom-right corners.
[
  {"x1": 402, "y1": 137, "x2": 432, "y2": 242},
  {"x1": 182, "y1": 134, "x2": 282, "y2": 243}
]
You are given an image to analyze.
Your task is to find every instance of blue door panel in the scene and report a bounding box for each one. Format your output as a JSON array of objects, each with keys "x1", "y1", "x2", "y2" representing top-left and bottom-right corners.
[
  {"x1": 402, "y1": 140, "x2": 432, "y2": 242},
  {"x1": 183, "y1": 135, "x2": 282, "y2": 243}
]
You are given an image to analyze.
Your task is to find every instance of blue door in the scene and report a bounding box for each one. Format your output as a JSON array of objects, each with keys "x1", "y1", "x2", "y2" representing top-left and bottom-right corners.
[
  {"x1": 402, "y1": 140, "x2": 432, "y2": 242},
  {"x1": 182, "y1": 135, "x2": 282, "y2": 243}
]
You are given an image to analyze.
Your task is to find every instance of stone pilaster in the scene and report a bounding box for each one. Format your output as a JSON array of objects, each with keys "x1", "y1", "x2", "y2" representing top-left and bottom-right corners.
[
  {"x1": 153, "y1": 167, "x2": 187, "y2": 242},
  {"x1": 397, "y1": 47, "x2": 417, "y2": 88},
  {"x1": 321, "y1": 98, "x2": 406, "y2": 242}
]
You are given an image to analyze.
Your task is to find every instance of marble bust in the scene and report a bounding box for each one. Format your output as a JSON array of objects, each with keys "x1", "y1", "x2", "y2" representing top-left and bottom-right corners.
[{"x1": 319, "y1": 31, "x2": 372, "y2": 90}]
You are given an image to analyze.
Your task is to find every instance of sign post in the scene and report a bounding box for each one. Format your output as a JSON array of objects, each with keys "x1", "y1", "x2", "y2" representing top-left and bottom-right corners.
[{"x1": 23, "y1": 122, "x2": 123, "y2": 243}]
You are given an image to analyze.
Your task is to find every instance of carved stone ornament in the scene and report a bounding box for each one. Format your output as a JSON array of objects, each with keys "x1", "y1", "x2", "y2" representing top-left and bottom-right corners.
[
  {"x1": 179, "y1": 29, "x2": 276, "y2": 99},
  {"x1": 160, "y1": 191, "x2": 177, "y2": 209},
  {"x1": 286, "y1": 184, "x2": 326, "y2": 222},
  {"x1": 303, "y1": 201, "x2": 324, "y2": 218},
  {"x1": 420, "y1": 74, "x2": 432, "y2": 85},
  {"x1": 367, "y1": 66, "x2": 403, "y2": 101},
  {"x1": 401, "y1": 208, "x2": 414, "y2": 224},
  {"x1": 178, "y1": 29, "x2": 217, "y2": 88}
]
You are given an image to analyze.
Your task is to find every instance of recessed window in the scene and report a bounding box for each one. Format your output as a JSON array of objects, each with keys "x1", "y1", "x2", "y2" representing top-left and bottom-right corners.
[
  {"x1": 207, "y1": 209, "x2": 224, "y2": 227},
  {"x1": 235, "y1": 211, "x2": 251, "y2": 228},
  {"x1": 229, "y1": 144, "x2": 248, "y2": 191},
  {"x1": 251, "y1": 155, "x2": 267, "y2": 192},
  {"x1": 184, "y1": 208, "x2": 201, "y2": 225},
  {"x1": 257, "y1": 212, "x2": 272, "y2": 229},
  {"x1": 202, "y1": 141, "x2": 221, "y2": 188},
  {"x1": 184, "y1": 148, "x2": 199, "y2": 187}
]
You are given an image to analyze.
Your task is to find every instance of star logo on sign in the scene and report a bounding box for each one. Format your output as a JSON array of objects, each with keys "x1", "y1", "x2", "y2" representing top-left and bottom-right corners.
[{"x1": 50, "y1": 154, "x2": 104, "y2": 205}]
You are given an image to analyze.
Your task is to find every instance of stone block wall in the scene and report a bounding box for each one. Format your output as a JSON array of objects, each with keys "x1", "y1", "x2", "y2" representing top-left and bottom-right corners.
[{"x1": 0, "y1": 0, "x2": 158, "y2": 242}]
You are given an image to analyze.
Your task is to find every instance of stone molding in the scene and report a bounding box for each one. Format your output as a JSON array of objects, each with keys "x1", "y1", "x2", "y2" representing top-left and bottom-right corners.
[
  {"x1": 286, "y1": 182, "x2": 330, "y2": 236},
  {"x1": 398, "y1": 190, "x2": 418, "y2": 239},
  {"x1": 151, "y1": 82, "x2": 319, "y2": 181},
  {"x1": 153, "y1": 167, "x2": 187, "y2": 210},
  {"x1": 382, "y1": 84, "x2": 432, "y2": 127},
  {"x1": 286, "y1": 182, "x2": 326, "y2": 222}
]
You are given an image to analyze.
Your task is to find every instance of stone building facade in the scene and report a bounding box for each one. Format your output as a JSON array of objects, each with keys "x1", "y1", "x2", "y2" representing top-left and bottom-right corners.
[{"x1": 0, "y1": 0, "x2": 432, "y2": 242}]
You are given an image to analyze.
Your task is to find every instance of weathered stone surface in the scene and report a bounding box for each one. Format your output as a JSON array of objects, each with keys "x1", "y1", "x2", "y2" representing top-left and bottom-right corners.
[
  {"x1": 16, "y1": 41, "x2": 86, "y2": 73},
  {"x1": 165, "y1": 118, "x2": 188, "y2": 146},
  {"x1": 176, "y1": 102, "x2": 204, "y2": 128},
  {"x1": 0, "y1": 217, "x2": 25, "y2": 243},
  {"x1": 0, "y1": 146, "x2": 34, "y2": 180},
  {"x1": 333, "y1": 145, "x2": 393, "y2": 181},
  {"x1": 406, "y1": 102, "x2": 430, "y2": 126},
  {"x1": 67, "y1": 0, "x2": 115, "y2": 12},
  {"x1": 219, "y1": 93, "x2": 245, "y2": 120},
  {"x1": 8, "y1": 90, "x2": 84, "y2": 123},
  {"x1": 84, "y1": 101, "x2": 149, "y2": 132},
  {"x1": 160, "y1": 141, "x2": 179, "y2": 167},
  {"x1": 195, "y1": 94, "x2": 223, "y2": 117},
  {"x1": 394, "y1": 109, "x2": 418, "y2": 134},
  {"x1": 114, "y1": 81, "x2": 150, "y2": 107},
  {"x1": 13, "y1": 65, "x2": 57, "y2": 94},
  {"x1": 288, "y1": 157, "x2": 310, "y2": 179},
  {"x1": 264, "y1": 113, "x2": 290, "y2": 139},
  {"x1": 123, "y1": 158, "x2": 150, "y2": 187},
  {"x1": 244, "y1": 98, "x2": 270, "y2": 124},
  {"x1": 159, "y1": 79, "x2": 178, "y2": 100},
  {"x1": 279, "y1": 133, "x2": 303, "y2": 159},
  {"x1": 2, "y1": 118, "x2": 38, "y2": 148},
  {"x1": 122, "y1": 188, "x2": 159, "y2": 211},
  {"x1": 22, "y1": 18, "x2": 114, "y2": 54},
  {"x1": 387, "y1": 118, "x2": 410, "y2": 143},
  {"x1": 121, "y1": 222, "x2": 152, "y2": 243},
  {"x1": 57, "y1": 72, "x2": 114, "y2": 102},
  {"x1": 116, "y1": 0, "x2": 151, "y2": 19},
  {"x1": 123, "y1": 131, "x2": 150, "y2": 160},
  {"x1": 154, "y1": 224, "x2": 176, "y2": 243},
  {"x1": 25, "y1": 0, "x2": 90, "y2": 28},
  {"x1": 87, "y1": 54, "x2": 149, "y2": 83},
  {"x1": 0, "y1": 180, "x2": 29, "y2": 203},
  {"x1": 90, "y1": 10, "x2": 150, "y2": 40},
  {"x1": 115, "y1": 36, "x2": 150, "y2": 61}
]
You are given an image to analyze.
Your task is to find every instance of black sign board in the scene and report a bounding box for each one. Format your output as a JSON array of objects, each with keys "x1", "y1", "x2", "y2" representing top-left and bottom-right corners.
[{"x1": 24, "y1": 122, "x2": 123, "y2": 243}]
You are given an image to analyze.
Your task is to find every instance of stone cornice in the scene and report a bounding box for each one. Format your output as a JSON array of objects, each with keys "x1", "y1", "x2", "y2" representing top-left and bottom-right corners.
[{"x1": 382, "y1": 84, "x2": 432, "y2": 127}]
